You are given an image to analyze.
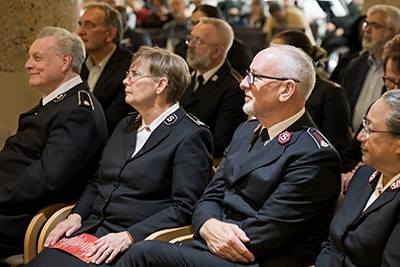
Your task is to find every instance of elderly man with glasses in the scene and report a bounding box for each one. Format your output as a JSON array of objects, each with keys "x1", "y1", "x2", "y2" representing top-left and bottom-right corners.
[
  {"x1": 114, "y1": 44, "x2": 342, "y2": 267},
  {"x1": 337, "y1": 4, "x2": 400, "y2": 132},
  {"x1": 179, "y1": 17, "x2": 247, "y2": 165}
]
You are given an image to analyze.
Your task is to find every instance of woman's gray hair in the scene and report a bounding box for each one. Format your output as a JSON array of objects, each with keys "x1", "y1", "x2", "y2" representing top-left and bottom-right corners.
[
  {"x1": 381, "y1": 90, "x2": 400, "y2": 137},
  {"x1": 131, "y1": 46, "x2": 191, "y2": 103},
  {"x1": 37, "y1": 26, "x2": 85, "y2": 74}
]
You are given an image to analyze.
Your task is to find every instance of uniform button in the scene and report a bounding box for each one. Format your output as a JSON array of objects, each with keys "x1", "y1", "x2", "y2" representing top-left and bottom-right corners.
[
  {"x1": 229, "y1": 188, "x2": 236, "y2": 194},
  {"x1": 226, "y1": 210, "x2": 232, "y2": 216}
]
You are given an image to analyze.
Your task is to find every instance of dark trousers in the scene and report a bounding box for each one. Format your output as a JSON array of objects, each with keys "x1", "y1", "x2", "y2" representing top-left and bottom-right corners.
[
  {"x1": 115, "y1": 240, "x2": 258, "y2": 267},
  {"x1": 26, "y1": 239, "x2": 306, "y2": 267}
]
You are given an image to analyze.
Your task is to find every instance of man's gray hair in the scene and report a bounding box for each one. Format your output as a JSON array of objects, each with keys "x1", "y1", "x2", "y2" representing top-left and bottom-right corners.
[
  {"x1": 37, "y1": 26, "x2": 85, "y2": 74},
  {"x1": 198, "y1": 17, "x2": 234, "y2": 57},
  {"x1": 367, "y1": 5, "x2": 400, "y2": 34},
  {"x1": 269, "y1": 44, "x2": 316, "y2": 100}
]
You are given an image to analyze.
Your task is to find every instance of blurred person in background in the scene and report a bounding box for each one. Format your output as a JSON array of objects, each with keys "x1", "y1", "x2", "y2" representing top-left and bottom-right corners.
[{"x1": 271, "y1": 29, "x2": 351, "y2": 156}]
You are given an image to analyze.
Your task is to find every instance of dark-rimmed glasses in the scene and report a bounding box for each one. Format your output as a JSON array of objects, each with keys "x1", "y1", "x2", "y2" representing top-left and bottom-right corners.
[
  {"x1": 246, "y1": 69, "x2": 301, "y2": 85},
  {"x1": 125, "y1": 70, "x2": 151, "y2": 83},
  {"x1": 185, "y1": 35, "x2": 219, "y2": 47},
  {"x1": 382, "y1": 77, "x2": 400, "y2": 89},
  {"x1": 362, "y1": 118, "x2": 400, "y2": 138},
  {"x1": 362, "y1": 21, "x2": 394, "y2": 31}
]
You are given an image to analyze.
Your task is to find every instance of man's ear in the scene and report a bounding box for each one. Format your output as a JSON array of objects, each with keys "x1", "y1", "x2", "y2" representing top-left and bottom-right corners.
[
  {"x1": 106, "y1": 27, "x2": 117, "y2": 43},
  {"x1": 62, "y1": 53, "x2": 72, "y2": 72},
  {"x1": 278, "y1": 80, "x2": 295, "y2": 102},
  {"x1": 212, "y1": 45, "x2": 224, "y2": 59}
]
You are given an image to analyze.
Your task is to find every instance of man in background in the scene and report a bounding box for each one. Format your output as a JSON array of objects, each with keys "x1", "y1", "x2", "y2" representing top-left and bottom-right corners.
[
  {"x1": 338, "y1": 4, "x2": 400, "y2": 131},
  {"x1": 79, "y1": 2, "x2": 134, "y2": 135},
  {"x1": 179, "y1": 17, "x2": 247, "y2": 164}
]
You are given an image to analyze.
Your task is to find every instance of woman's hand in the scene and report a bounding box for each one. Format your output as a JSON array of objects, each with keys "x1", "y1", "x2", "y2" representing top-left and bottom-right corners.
[
  {"x1": 87, "y1": 231, "x2": 134, "y2": 265},
  {"x1": 44, "y1": 213, "x2": 82, "y2": 247}
]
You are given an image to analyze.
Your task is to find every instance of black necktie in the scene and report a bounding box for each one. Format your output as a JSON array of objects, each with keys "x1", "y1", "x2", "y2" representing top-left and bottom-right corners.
[
  {"x1": 260, "y1": 128, "x2": 270, "y2": 142},
  {"x1": 249, "y1": 128, "x2": 269, "y2": 152},
  {"x1": 193, "y1": 75, "x2": 204, "y2": 93}
]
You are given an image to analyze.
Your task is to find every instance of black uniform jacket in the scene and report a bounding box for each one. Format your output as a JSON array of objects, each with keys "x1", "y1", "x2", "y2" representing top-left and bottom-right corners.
[
  {"x1": 0, "y1": 81, "x2": 108, "y2": 253},
  {"x1": 179, "y1": 61, "x2": 247, "y2": 158},
  {"x1": 191, "y1": 112, "x2": 341, "y2": 267},
  {"x1": 71, "y1": 107, "x2": 213, "y2": 242},
  {"x1": 316, "y1": 165, "x2": 400, "y2": 267}
]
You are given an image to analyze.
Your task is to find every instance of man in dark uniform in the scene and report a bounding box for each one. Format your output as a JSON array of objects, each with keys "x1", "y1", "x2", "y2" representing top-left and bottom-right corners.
[
  {"x1": 0, "y1": 27, "x2": 108, "y2": 258},
  {"x1": 179, "y1": 17, "x2": 247, "y2": 164},
  {"x1": 115, "y1": 44, "x2": 341, "y2": 267},
  {"x1": 78, "y1": 2, "x2": 134, "y2": 135}
]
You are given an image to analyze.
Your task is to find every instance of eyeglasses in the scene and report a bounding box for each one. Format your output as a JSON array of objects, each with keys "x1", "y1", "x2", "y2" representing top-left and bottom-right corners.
[
  {"x1": 245, "y1": 69, "x2": 301, "y2": 85},
  {"x1": 190, "y1": 20, "x2": 199, "y2": 26},
  {"x1": 125, "y1": 70, "x2": 151, "y2": 83},
  {"x1": 361, "y1": 118, "x2": 400, "y2": 138},
  {"x1": 185, "y1": 35, "x2": 219, "y2": 46},
  {"x1": 362, "y1": 21, "x2": 394, "y2": 31},
  {"x1": 382, "y1": 76, "x2": 400, "y2": 89}
]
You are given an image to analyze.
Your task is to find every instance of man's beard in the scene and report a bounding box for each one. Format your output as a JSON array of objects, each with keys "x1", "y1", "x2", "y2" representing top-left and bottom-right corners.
[
  {"x1": 243, "y1": 100, "x2": 255, "y2": 116},
  {"x1": 186, "y1": 49, "x2": 212, "y2": 70}
]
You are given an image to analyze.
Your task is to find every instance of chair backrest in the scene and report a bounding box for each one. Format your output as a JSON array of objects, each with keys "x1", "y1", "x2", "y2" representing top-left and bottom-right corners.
[
  {"x1": 233, "y1": 28, "x2": 268, "y2": 55},
  {"x1": 23, "y1": 203, "x2": 70, "y2": 264},
  {"x1": 37, "y1": 204, "x2": 75, "y2": 255}
]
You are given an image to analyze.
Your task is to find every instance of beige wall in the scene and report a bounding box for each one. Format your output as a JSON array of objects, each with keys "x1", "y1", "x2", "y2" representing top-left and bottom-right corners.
[
  {"x1": 0, "y1": 73, "x2": 41, "y2": 133},
  {"x1": 0, "y1": 0, "x2": 79, "y2": 134},
  {"x1": 363, "y1": 0, "x2": 400, "y2": 13}
]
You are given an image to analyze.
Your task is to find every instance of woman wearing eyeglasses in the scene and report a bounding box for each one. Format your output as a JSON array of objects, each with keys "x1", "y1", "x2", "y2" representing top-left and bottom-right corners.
[
  {"x1": 26, "y1": 46, "x2": 213, "y2": 267},
  {"x1": 315, "y1": 89, "x2": 400, "y2": 266},
  {"x1": 342, "y1": 34, "x2": 400, "y2": 193}
]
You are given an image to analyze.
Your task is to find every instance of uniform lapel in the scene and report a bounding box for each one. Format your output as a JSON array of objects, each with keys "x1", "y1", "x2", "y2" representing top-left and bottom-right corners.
[
  {"x1": 343, "y1": 182, "x2": 375, "y2": 230},
  {"x1": 235, "y1": 138, "x2": 287, "y2": 179},
  {"x1": 354, "y1": 183, "x2": 400, "y2": 226},
  {"x1": 18, "y1": 82, "x2": 88, "y2": 123},
  {"x1": 123, "y1": 114, "x2": 141, "y2": 161},
  {"x1": 232, "y1": 112, "x2": 313, "y2": 184},
  {"x1": 131, "y1": 108, "x2": 184, "y2": 160}
]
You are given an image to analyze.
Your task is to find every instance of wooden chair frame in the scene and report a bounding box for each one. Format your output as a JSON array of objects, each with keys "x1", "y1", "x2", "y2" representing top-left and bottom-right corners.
[
  {"x1": 37, "y1": 204, "x2": 75, "y2": 254},
  {"x1": 145, "y1": 225, "x2": 194, "y2": 243}
]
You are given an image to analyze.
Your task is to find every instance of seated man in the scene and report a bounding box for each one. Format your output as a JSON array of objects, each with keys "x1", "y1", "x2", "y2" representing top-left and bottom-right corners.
[
  {"x1": 316, "y1": 90, "x2": 400, "y2": 266},
  {"x1": 180, "y1": 17, "x2": 247, "y2": 162},
  {"x1": 115, "y1": 44, "x2": 341, "y2": 267},
  {"x1": 78, "y1": 2, "x2": 135, "y2": 135},
  {"x1": 0, "y1": 27, "x2": 108, "y2": 258}
]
